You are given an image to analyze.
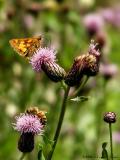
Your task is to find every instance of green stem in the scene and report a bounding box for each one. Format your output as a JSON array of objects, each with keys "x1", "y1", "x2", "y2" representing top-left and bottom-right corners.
[
  {"x1": 47, "y1": 86, "x2": 70, "y2": 160},
  {"x1": 109, "y1": 123, "x2": 113, "y2": 160},
  {"x1": 19, "y1": 153, "x2": 26, "y2": 160},
  {"x1": 71, "y1": 76, "x2": 89, "y2": 98}
]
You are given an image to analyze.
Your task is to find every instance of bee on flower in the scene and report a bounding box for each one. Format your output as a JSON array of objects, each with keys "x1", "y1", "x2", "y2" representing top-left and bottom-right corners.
[{"x1": 13, "y1": 107, "x2": 47, "y2": 153}]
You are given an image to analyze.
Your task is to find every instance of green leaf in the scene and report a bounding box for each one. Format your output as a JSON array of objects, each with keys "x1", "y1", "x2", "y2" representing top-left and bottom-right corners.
[
  {"x1": 70, "y1": 96, "x2": 90, "y2": 102},
  {"x1": 38, "y1": 146, "x2": 45, "y2": 160}
]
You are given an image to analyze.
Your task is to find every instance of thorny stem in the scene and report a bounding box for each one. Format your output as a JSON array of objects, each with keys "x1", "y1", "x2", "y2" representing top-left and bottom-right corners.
[
  {"x1": 47, "y1": 86, "x2": 70, "y2": 160},
  {"x1": 109, "y1": 123, "x2": 113, "y2": 160},
  {"x1": 19, "y1": 153, "x2": 26, "y2": 160}
]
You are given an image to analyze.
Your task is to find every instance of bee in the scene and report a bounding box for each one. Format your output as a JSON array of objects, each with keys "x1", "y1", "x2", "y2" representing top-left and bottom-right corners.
[{"x1": 26, "y1": 107, "x2": 47, "y2": 126}]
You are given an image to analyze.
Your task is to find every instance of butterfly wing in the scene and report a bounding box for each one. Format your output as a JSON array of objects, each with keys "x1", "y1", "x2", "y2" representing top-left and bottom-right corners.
[{"x1": 9, "y1": 36, "x2": 42, "y2": 58}]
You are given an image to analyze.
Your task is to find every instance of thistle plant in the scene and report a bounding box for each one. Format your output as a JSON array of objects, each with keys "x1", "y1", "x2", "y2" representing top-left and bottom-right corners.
[
  {"x1": 13, "y1": 107, "x2": 46, "y2": 160},
  {"x1": 10, "y1": 38, "x2": 101, "y2": 160},
  {"x1": 104, "y1": 112, "x2": 116, "y2": 160}
]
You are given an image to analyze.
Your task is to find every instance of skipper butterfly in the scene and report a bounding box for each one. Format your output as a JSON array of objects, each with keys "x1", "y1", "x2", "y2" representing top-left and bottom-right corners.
[{"x1": 9, "y1": 35, "x2": 43, "y2": 59}]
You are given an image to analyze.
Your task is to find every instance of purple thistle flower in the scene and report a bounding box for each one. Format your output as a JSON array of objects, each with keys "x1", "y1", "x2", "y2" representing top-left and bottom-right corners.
[
  {"x1": 30, "y1": 47, "x2": 56, "y2": 72},
  {"x1": 83, "y1": 13, "x2": 104, "y2": 37},
  {"x1": 113, "y1": 132, "x2": 120, "y2": 143},
  {"x1": 100, "y1": 63, "x2": 118, "y2": 80},
  {"x1": 88, "y1": 40, "x2": 100, "y2": 57},
  {"x1": 100, "y1": 8, "x2": 114, "y2": 23},
  {"x1": 101, "y1": 7, "x2": 120, "y2": 28},
  {"x1": 13, "y1": 113, "x2": 43, "y2": 135}
]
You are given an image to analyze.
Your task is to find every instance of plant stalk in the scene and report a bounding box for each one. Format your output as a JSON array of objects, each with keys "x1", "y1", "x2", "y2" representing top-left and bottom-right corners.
[
  {"x1": 47, "y1": 86, "x2": 70, "y2": 160},
  {"x1": 109, "y1": 123, "x2": 113, "y2": 160}
]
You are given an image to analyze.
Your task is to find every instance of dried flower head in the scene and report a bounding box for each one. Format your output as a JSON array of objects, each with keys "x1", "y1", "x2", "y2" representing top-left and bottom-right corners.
[
  {"x1": 104, "y1": 112, "x2": 116, "y2": 123},
  {"x1": 64, "y1": 40, "x2": 101, "y2": 86},
  {"x1": 83, "y1": 40, "x2": 100, "y2": 76},
  {"x1": 64, "y1": 56, "x2": 84, "y2": 86}
]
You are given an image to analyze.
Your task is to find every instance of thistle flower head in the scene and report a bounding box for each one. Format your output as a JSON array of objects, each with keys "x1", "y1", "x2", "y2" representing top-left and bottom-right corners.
[
  {"x1": 104, "y1": 112, "x2": 116, "y2": 123},
  {"x1": 100, "y1": 63, "x2": 118, "y2": 80},
  {"x1": 64, "y1": 40, "x2": 101, "y2": 86},
  {"x1": 81, "y1": 40, "x2": 101, "y2": 76},
  {"x1": 13, "y1": 113, "x2": 43, "y2": 135},
  {"x1": 30, "y1": 47, "x2": 56, "y2": 72},
  {"x1": 101, "y1": 8, "x2": 120, "y2": 28},
  {"x1": 83, "y1": 13, "x2": 104, "y2": 37}
]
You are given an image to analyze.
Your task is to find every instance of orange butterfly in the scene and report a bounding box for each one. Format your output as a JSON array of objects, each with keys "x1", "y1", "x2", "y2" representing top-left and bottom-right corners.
[{"x1": 9, "y1": 35, "x2": 43, "y2": 59}]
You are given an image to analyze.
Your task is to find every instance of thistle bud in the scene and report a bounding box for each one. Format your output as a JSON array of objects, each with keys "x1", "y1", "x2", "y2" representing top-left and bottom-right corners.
[
  {"x1": 18, "y1": 132, "x2": 34, "y2": 152},
  {"x1": 42, "y1": 61, "x2": 66, "y2": 82},
  {"x1": 104, "y1": 112, "x2": 116, "y2": 123},
  {"x1": 64, "y1": 56, "x2": 84, "y2": 86}
]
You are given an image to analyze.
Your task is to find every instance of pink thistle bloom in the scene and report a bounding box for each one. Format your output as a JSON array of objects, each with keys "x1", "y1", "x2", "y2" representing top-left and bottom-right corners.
[
  {"x1": 83, "y1": 14, "x2": 104, "y2": 36},
  {"x1": 13, "y1": 113, "x2": 43, "y2": 135},
  {"x1": 100, "y1": 8, "x2": 114, "y2": 23},
  {"x1": 113, "y1": 132, "x2": 120, "y2": 143},
  {"x1": 100, "y1": 7, "x2": 120, "y2": 28},
  {"x1": 30, "y1": 47, "x2": 56, "y2": 72},
  {"x1": 100, "y1": 63, "x2": 118, "y2": 80},
  {"x1": 88, "y1": 40, "x2": 100, "y2": 57}
]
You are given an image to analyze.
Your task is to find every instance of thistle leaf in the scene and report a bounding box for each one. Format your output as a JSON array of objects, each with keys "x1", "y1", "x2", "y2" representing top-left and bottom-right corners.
[{"x1": 70, "y1": 96, "x2": 90, "y2": 102}]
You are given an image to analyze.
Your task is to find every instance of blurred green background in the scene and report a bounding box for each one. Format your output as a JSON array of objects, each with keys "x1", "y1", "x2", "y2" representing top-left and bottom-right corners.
[{"x1": 0, "y1": 0, "x2": 120, "y2": 159}]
